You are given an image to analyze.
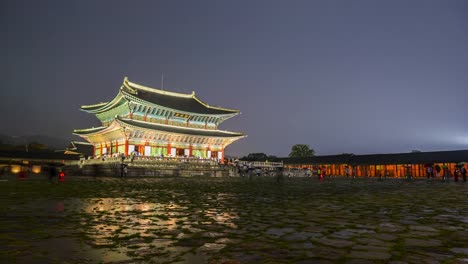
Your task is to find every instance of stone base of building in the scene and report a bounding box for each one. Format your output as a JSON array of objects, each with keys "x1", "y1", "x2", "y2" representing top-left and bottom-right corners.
[
  {"x1": 75, "y1": 157, "x2": 233, "y2": 177},
  {"x1": 78, "y1": 163, "x2": 230, "y2": 177}
]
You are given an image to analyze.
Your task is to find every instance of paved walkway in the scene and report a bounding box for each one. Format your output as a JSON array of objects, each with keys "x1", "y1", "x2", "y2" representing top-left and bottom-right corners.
[{"x1": 0, "y1": 177, "x2": 467, "y2": 263}]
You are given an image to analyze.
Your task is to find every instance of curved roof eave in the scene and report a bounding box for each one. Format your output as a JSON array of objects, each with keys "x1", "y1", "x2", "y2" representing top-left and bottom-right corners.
[
  {"x1": 80, "y1": 93, "x2": 125, "y2": 114},
  {"x1": 80, "y1": 102, "x2": 109, "y2": 112},
  {"x1": 116, "y1": 117, "x2": 246, "y2": 138},
  {"x1": 72, "y1": 126, "x2": 107, "y2": 136}
]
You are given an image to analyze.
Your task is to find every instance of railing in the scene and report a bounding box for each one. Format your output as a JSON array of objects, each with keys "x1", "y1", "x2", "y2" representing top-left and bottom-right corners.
[
  {"x1": 237, "y1": 161, "x2": 283, "y2": 168},
  {"x1": 81, "y1": 156, "x2": 220, "y2": 166}
]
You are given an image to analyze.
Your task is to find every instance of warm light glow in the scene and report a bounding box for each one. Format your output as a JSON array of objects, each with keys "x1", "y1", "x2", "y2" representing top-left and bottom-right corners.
[
  {"x1": 32, "y1": 166, "x2": 41, "y2": 174},
  {"x1": 11, "y1": 165, "x2": 21, "y2": 174}
]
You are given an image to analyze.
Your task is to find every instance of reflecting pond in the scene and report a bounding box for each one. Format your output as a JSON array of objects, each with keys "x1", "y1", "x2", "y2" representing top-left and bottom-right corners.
[{"x1": 1, "y1": 177, "x2": 467, "y2": 263}]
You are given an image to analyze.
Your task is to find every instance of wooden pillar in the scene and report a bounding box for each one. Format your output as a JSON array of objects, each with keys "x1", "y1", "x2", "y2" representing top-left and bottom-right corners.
[
  {"x1": 115, "y1": 140, "x2": 119, "y2": 154},
  {"x1": 124, "y1": 139, "x2": 129, "y2": 156},
  {"x1": 167, "y1": 142, "x2": 171, "y2": 156},
  {"x1": 221, "y1": 148, "x2": 225, "y2": 164},
  {"x1": 93, "y1": 145, "x2": 96, "y2": 156},
  {"x1": 100, "y1": 144, "x2": 103, "y2": 156},
  {"x1": 189, "y1": 144, "x2": 193, "y2": 157}
]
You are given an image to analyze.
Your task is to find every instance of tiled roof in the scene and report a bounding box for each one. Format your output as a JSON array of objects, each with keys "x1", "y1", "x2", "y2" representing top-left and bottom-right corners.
[{"x1": 124, "y1": 79, "x2": 239, "y2": 115}]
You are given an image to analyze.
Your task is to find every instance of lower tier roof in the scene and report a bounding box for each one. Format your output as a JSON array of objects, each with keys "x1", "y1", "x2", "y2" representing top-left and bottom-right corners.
[
  {"x1": 116, "y1": 117, "x2": 244, "y2": 138},
  {"x1": 73, "y1": 117, "x2": 246, "y2": 138}
]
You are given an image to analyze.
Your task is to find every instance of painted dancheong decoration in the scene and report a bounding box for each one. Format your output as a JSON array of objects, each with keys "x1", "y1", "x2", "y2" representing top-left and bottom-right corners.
[{"x1": 74, "y1": 77, "x2": 246, "y2": 162}]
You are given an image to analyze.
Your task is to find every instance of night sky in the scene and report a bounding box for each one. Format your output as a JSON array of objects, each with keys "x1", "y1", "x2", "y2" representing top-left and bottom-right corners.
[{"x1": 2, "y1": 0, "x2": 468, "y2": 157}]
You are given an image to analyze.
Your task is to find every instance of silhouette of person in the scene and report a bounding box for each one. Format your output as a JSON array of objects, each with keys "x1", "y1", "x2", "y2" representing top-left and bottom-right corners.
[
  {"x1": 461, "y1": 165, "x2": 467, "y2": 182},
  {"x1": 49, "y1": 166, "x2": 57, "y2": 182}
]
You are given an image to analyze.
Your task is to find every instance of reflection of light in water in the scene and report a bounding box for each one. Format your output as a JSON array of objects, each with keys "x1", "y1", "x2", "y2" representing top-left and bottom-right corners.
[
  {"x1": 81, "y1": 198, "x2": 168, "y2": 246},
  {"x1": 204, "y1": 193, "x2": 239, "y2": 228},
  {"x1": 212, "y1": 212, "x2": 238, "y2": 228},
  {"x1": 83, "y1": 198, "x2": 157, "y2": 213},
  {"x1": 138, "y1": 204, "x2": 150, "y2": 211},
  {"x1": 161, "y1": 218, "x2": 177, "y2": 230}
]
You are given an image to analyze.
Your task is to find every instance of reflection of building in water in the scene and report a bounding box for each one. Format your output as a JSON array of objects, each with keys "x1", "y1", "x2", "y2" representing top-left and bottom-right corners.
[
  {"x1": 74, "y1": 77, "x2": 246, "y2": 162},
  {"x1": 82, "y1": 199, "x2": 159, "y2": 239},
  {"x1": 204, "y1": 194, "x2": 239, "y2": 228}
]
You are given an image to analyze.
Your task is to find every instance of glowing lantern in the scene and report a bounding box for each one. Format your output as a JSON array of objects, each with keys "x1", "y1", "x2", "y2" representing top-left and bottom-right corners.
[
  {"x1": 32, "y1": 166, "x2": 41, "y2": 174},
  {"x1": 11, "y1": 165, "x2": 21, "y2": 174}
]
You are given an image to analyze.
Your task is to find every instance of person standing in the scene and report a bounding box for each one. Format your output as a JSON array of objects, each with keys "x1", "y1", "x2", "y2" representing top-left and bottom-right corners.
[
  {"x1": 435, "y1": 165, "x2": 441, "y2": 178},
  {"x1": 120, "y1": 164, "x2": 125, "y2": 177},
  {"x1": 461, "y1": 165, "x2": 467, "y2": 182},
  {"x1": 426, "y1": 166, "x2": 432, "y2": 179},
  {"x1": 49, "y1": 166, "x2": 57, "y2": 182},
  {"x1": 123, "y1": 165, "x2": 128, "y2": 177},
  {"x1": 454, "y1": 167, "x2": 460, "y2": 182},
  {"x1": 276, "y1": 167, "x2": 283, "y2": 183},
  {"x1": 443, "y1": 166, "x2": 450, "y2": 182}
]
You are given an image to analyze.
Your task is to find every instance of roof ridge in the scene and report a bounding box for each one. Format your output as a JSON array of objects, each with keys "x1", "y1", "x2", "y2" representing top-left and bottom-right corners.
[{"x1": 124, "y1": 77, "x2": 194, "y2": 98}]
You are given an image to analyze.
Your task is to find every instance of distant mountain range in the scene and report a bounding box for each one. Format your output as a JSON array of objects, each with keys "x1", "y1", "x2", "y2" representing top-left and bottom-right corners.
[{"x1": 0, "y1": 134, "x2": 72, "y2": 150}]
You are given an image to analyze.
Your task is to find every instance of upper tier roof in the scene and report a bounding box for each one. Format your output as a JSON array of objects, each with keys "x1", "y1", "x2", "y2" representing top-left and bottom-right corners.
[{"x1": 122, "y1": 77, "x2": 240, "y2": 115}]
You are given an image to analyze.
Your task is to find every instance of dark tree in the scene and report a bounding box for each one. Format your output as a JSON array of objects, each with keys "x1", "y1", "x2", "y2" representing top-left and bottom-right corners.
[
  {"x1": 289, "y1": 144, "x2": 315, "y2": 158},
  {"x1": 241, "y1": 153, "x2": 269, "y2": 161}
]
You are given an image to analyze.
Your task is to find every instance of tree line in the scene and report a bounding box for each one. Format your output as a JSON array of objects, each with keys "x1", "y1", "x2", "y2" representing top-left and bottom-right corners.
[
  {"x1": 240, "y1": 144, "x2": 315, "y2": 161},
  {"x1": 0, "y1": 141, "x2": 52, "y2": 152}
]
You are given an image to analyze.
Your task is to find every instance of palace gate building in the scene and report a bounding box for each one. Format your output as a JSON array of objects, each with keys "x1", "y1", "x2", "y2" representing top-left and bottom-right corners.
[{"x1": 74, "y1": 77, "x2": 246, "y2": 161}]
